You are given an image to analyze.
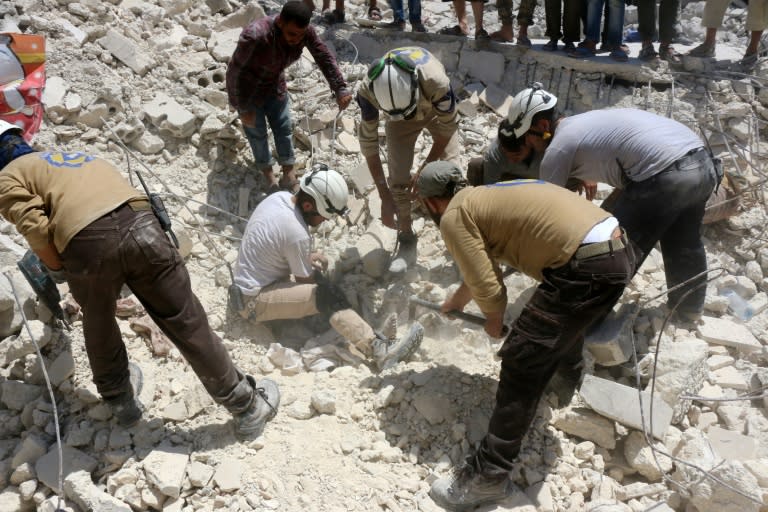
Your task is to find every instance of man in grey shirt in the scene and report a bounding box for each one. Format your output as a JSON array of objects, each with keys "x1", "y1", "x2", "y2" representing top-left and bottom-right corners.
[
  {"x1": 467, "y1": 122, "x2": 542, "y2": 185},
  {"x1": 506, "y1": 83, "x2": 720, "y2": 321}
]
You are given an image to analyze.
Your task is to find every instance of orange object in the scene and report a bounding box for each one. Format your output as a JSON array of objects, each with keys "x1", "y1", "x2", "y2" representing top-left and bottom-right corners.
[{"x1": 0, "y1": 33, "x2": 46, "y2": 141}]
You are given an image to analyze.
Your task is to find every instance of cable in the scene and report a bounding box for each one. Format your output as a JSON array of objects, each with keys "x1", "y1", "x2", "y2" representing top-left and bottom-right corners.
[{"x1": 5, "y1": 272, "x2": 65, "y2": 511}]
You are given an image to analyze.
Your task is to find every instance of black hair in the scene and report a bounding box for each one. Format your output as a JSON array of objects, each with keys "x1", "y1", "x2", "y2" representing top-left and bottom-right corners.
[
  {"x1": 0, "y1": 131, "x2": 34, "y2": 170},
  {"x1": 498, "y1": 121, "x2": 522, "y2": 153},
  {"x1": 280, "y1": 1, "x2": 312, "y2": 27}
]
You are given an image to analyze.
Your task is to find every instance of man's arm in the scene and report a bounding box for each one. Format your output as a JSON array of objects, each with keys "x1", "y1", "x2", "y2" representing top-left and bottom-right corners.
[
  {"x1": 305, "y1": 28, "x2": 351, "y2": 109},
  {"x1": 0, "y1": 178, "x2": 54, "y2": 256}
]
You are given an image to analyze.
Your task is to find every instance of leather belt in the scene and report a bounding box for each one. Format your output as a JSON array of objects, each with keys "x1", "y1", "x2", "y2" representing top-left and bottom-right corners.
[{"x1": 574, "y1": 228, "x2": 626, "y2": 260}]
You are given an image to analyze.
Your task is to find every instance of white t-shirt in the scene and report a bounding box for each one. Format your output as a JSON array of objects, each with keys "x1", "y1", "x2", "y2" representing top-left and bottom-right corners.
[{"x1": 234, "y1": 192, "x2": 314, "y2": 296}]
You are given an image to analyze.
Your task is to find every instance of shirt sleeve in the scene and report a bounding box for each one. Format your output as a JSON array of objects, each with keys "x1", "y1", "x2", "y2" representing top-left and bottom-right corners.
[
  {"x1": 420, "y1": 68, "x2": 458, "y2": 130},
  {"x1": 441, "y1": 208, "x2": 507, "y2": 314},
  {"x1": 285, "y1": 237, "x2": 314, "y2": 279},
  {"x1": 305, "y1": 28, "x2": 349, "y2": 99},
  {"x1": 0, "y1": 176, "x2": 51, "y2": 251},
  {"x1": 539, "y1": 145, "x2": 575, "y2": 188},
  {"x1": 356, "y1": 88, "x2": 381, "y2": 157}
]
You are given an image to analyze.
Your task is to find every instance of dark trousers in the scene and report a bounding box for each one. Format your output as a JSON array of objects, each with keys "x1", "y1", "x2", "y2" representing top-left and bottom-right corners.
[
  {"x1": 545, "y1": 0, "x2": 585, "y2": 42},
  {"x1": 61, "y1": 203, "x2": 252, "y2": 413},
  {"x1": 475, "y1": 240, "x2": 636, "y2": 472},
  {"x1": 613, "y1": 149, "x2": 716, "y2": 316},
  {"x1": 637, "y1": 0, "x2": 679, "y2": 43}
]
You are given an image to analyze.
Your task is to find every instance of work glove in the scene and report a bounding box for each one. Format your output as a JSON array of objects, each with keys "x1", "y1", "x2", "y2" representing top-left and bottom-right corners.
[{"x1": 45, "y1": 266, "x2": 67, "y2": 284}]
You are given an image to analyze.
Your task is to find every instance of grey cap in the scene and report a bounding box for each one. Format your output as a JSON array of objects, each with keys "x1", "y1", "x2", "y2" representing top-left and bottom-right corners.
[{"x1": 416, "y1": 161, "x2": 466, "y2": 198}]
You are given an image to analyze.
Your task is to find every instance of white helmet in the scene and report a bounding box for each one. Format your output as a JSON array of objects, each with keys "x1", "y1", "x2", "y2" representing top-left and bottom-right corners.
[
  {"x1": 299, "y1": 165, "x2": 350, "y2": 219},
  {"x1": 0, "y1": 120, "x2": 22, "y2": 137},
  {"x1": 506, "y1": 83, "x2": 558, "y2": 138},
  {"x1": 369, "y1": 53, "x2": 419, "y2": 121}
]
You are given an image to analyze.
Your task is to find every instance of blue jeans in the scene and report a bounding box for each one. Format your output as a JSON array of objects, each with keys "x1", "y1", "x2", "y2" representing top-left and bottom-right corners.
[
  {"x1": 584, "y1": 0, "x2": 624, "y2": 46},
  {"x1": 613, "y1": 149, "x2": 717, "y2": 316},
  {"x1": 390, "y1": 0, "x2": 421, "y2": 23},
  {"x1": 242, "y1": 95, "x2": 295, "y2": 171}
]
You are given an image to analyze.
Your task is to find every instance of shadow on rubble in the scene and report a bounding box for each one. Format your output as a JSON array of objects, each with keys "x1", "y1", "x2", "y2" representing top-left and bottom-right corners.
[{"x1": 359, "y1": 364, "x2": 560, "y2": 475}]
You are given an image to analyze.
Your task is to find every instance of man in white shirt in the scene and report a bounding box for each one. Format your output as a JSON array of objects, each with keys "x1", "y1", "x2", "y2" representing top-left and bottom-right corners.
[{"x1": 234, "y1": 165, "x2": 424, "y2": 370}]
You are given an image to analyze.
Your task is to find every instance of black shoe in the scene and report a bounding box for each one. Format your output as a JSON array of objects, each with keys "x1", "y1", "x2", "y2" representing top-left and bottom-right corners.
[
  {"x1": 430, "y1": 463, "x2": 511, "y2": 511},
  {"x1": 388, "y1": 232, "x2": 417, "y2": 273},
  {"x1": 106, "y1": 362, "x2": 144, "y2": 428}
]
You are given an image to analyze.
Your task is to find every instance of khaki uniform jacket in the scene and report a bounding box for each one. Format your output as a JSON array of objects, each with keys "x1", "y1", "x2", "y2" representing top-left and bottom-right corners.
[
  {"x1": 0, "y1": 152, "x2": 144, "y2": 253},
  {"x1": 440, "y1": 181, "x2": 611, "y2": 314},
  {"x1": 356, "y1": 47, "x2": 458, "y2": 157}
]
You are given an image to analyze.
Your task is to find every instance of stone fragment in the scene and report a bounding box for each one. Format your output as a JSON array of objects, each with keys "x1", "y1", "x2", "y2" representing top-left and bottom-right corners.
[
  {"x1": 698, "y1": 316, "x2": 761, "y2": 353},
  {"x1": 186, "y1": 461, "x2": 214, "y2": 488},
  {"x1": 48, "y1": 350, "x2": 75, "y2": 387},
  {"x1": 0, "y1": 320, "x2": 52, "y2": 367},
  {"x1": 623, "y1": 431, "x2": 673, "y2": 481},
  {"x1": 707, "y1": 426, "x2": 757, "y2": 461},
  {"x1": 310, "y1": 390, "x2": 336, "y2": 415},
  {"x1": 551, "y1": 406, "x2": 616, "y2": 449},
  {"x1": 9, "y1": 462, "x2": 35, "y2": 485},
  {"x1": 64, "y1": 470, "x2": 131, "y2": 512},
  {"x1": 58, "y1": 18, "x2": 88, "y2": 45},
  {"x1": 751, "y1": 368, "x2": 768, "y2": 409},
  {"x1": 615, "y1": 482, "x2": 667, "y2": 501},
  {"x1": 712, "y1": 366, "x2": 749, "y2": 390},
  {"x1": 585, "y1": 303, "x2": 637, "y2": 366},
  {"x1": 132, "y1": 132, "x2": 165, "y2": 155},
  {"x1": 412, "y1": 391, "x2": 454, "y2": 425},
  {"x1": 96, "y1": 29, "x2": 153, "y2": 76},
  {"x1": 743, "y1": 459, "x2": 768, "y2": 487},
  {"x1": 707, "y1": 354, "x2": 734, "y2": 370},
  {"x1": 36, "y1": 445, "x2": 98, "y2": 493},
  {"x1": 479, "y1": 84, "x2": 513, "y2": 118},
  {"x1": 142, "y1": 93, "x2": 196, "y2": 138},
  {"x1": 140, "y1": 444, "x2": 189, "y2": 499},
  {"x1": 580, "y1": 375, "x2": 673, "y2": 439},
  {"x1": 0, "y1": 488, "x2": 33, "y2": 512},
  {"x1": 1, "y1": 381, "x2": 43, "y2": 411},
  {"x1": 213, "y1": 458, "x2": 246, "y2": 492},
  {"x1": 524, "y1": 481, "x2": 555, "y2": 512},
  {"x1": 648, "y1": 338, "x2": 708, "y2": 423},
  {"x1": 208, "y1": 28, "x2": 242, "y2": 62},
  {"x1": 336, "y1": 131, "x2": 360, "y2": 154},
  {"x1": 353, "y1": 220, "x2": 397, "y2": 278},
  {"x1": 12, "y1": 434, "x2": 49, "y2": 468}
]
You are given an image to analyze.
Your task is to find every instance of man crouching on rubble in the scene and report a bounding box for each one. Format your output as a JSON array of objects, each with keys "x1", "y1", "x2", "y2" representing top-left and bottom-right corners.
[
  {"x1": 233, "y1": 164, "x2": 424, "y2": 371},
  {"x1": 0, "y1": 121, "x2": 279, "y2": 441},
  {"x1": 416, "y1": 161, "x2": 637, "y2": 511}
]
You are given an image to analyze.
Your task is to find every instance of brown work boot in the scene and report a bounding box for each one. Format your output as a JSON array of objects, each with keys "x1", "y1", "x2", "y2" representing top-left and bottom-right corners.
[{"x1": 105, "y1": 362, "x2": 144, "y2": 428}]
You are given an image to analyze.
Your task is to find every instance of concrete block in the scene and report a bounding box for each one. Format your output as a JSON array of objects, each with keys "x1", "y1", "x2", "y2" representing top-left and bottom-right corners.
[
  {"x1": 64, "y1": 470, "x2": 131, "y2": 511},
  {"x1": 1, "y1": 381, "x2": 43, "y2": 411},
  {"x1": 97, "y1": 29, "x2": 153, "y2": 76},
  {"x1": 208, "y1": 28, "x2": 242, "y2": 63},
  {"x1": 712, "y1": 366, "x2": 749, "y2": 390},
  {"x1": 48, "y1": 350, "x2": 75, "y2": 387},
  {"x1": 215, "y1": 3, "x2": 265, "y2": 30},
  {"x1": 142, "y1": 93, "x2": 196, "y2": 138},
  {"x1": 186, "y1": 461, "x2": 214, "y2": 488},
  {"x1": 707, "y1": 426, "x2": 757, "y2": 461},
  {"x1": 707, "y1": 354, "x2": 735, "y2": 370},
  {"x1": 11, "y1": 434, "x2": 49, "y2": 468},
  {"x1": 649, "y1": 338, "x2": 708, "y2": 423},
  {"x1": 585, "y1": 303, "x2": 638, "y2": 367},
  {"x1": 35, "y1": 445, "x2": 97, "y2": 493},
  {"x1": 0, "y1": 320, "x2": 52, "y2": 367},
  {"x1": 458, "y1": 49, "x2": 504, "y2": 85},
  {"x1": 141, "y1": 444, "x2": 189, "y2": 498},
  {"x1": 352, "y1": 220, "x2": 397, "y2": 278},
  {"x1": 132, "y1": 132, "x2": 165, "y2": 155},
  {"x1": 525, "y1": 481, "x2": 555, "y2": 512},
  {"x1": 551, "y1": 406, "x2": 616, "y2": 449},
  {"x1": 57, "y1": 18, "x2": 88, "y2": 46},
  {"x1": 479, "y1": 84, "x2": 513, "y2": 118},
  {"x1": 347, "y1": 162, "x2": 374, "y2": 194},
  {"x1": 698, "y1": 316, "x2": 761, "y2": 353},
  {"x1": 580, "y1": 374, "x2": 673, "y2": 440},
  {"x1": 212, "y1": 457, "x2": 246, "y2": 492},
  {"x1": 623, "y1": 431, "x2": 672, "y2": 481}
]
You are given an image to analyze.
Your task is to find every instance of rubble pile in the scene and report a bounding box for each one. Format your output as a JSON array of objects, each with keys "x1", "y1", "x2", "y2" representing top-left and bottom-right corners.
[{"x1": 0, "y1": 0, "x2": 767, "y2": 511}]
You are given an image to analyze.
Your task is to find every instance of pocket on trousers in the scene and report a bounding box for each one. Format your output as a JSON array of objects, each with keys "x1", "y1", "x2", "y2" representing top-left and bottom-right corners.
[
  {"x1": 130, "y1": 224, "x2": 179, "y2": 266},
  {"x1": 498, "y1": 307, "x2": 561, "y2": 361}
]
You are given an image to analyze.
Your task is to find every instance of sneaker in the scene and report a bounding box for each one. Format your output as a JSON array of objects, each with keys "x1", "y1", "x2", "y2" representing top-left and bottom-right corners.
[
  {"x1": 542, "y1": 39, "x2": 558, "y2": 51},
  {"x1": 372, "y1": 321, "x2": 424, "y2": 370},
  {"x1": 233, "y1": 376, "x2": 280, "y2": 441},
  {"x1": 638, "y1": 44, "x2": 658, "y2": 61},
  {"x1": 609, "y1": 48, "x2": 629, "y2": 62},
  {"x1": 106, "y1": 362, "x2": 144, "y2": 428},
  {"x1": 382, "y1": 20, "x2": 406, "y2": 31},
  {"x1": 411, "y1": 21, "x2": 427, "y2": 33},
  {"x1": 516, "y1": 35, "x2": 532, "y2": 48},
  {"x1": 430, "y1": 463, "x2": 511, "y2": 511},
  {"x1": 688, "y1": 43, "x2": 715, "y2": 58},
  {"x1": 388, "y1": 232, "x2": 417, "y2": 273},
  {"x1": 562, "y1": 41, "x2": 576, "y2": 53}
]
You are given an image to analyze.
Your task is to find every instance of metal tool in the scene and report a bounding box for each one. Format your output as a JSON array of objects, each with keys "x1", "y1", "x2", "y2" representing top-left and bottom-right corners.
[
  {"x1": 17, "y1": 250, "x2": 71, "y2": 330},
  {"x1": 408, "y1": 296, "x2": 509, "y2": 337}
]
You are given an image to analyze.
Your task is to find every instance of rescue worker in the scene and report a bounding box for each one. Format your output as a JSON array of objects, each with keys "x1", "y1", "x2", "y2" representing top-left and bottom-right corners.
[
  {"x1": 356, "y1": 46, "x2": 460, "y2": 270},
  {"x1": 0, "y1": 120, "x2": 279, "y2": 440},
  {"x1": 466, "y1": 119, "x2": 541, "y2": 186},
  {"x1": 416, "y1": 161, "x2": 636, "y2": 511},
  {"x1": 507, "y1": 84, "x2": 720, "y2": 322},
  {"x1": 233, "y1": 164, "x2": 424, "y2": 370},
  {"x1": 226, "y1": 1, "x2": 352, "y2": 193}
]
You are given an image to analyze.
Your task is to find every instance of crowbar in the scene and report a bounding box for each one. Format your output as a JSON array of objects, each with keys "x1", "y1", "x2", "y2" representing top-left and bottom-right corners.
[{"x1": 408, "y1": 296, "x2": 510, "y2": 337}]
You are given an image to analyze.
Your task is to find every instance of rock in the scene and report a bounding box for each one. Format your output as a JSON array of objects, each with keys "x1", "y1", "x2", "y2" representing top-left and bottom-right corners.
[
  {"x1": 96, "y1": 29, "x2": 153, "y2": 76},
  {"x1": 186, "y1": 461, "x2": 214, "y2": 488},
  {"x1": 585, "y1": 303, "x2": 637, "y2": 367},
  {"x1": 648, "y1": 338, "x2": 708, "y2": 423},
  {"x1": 213, "y1": 457, "x2": 246, "y2": 492},
  {"x1": 623, "y1": 431, "x2": 673, "y2": 481},
  {"x1": 140, "y1": 444, "x2": 189, "y2": 499},
  {"x1": 35, "y1": 445, "x2": 98, "y2": 493},
  {"x1": 551, "y1": 406, "x2": 616, "y2": 449},
  {"x1": 580, "y1": 375, "x2": 673, "y2": 440},
  {"x1": 1, "y1": 381, "x2": 43, "y2": 411},
  {"x1": 12, "y1": 434, "x2": 49, "y2": 468},
  {"x1": 711, "y1": 366, "x2": 749, "y2": 390},
  {"x1": 706, "y1": 426, "x2": 757, "y2": 461},
  {"x1": 698, "y1": 316, "x2": 761, "y2": 353},
  {"x1": 64, "y1": 470, "x2": 131, "y2": 512},
  {"x1": 310, "y1": 390, "x2": 336, "y2": 415},
  {"x1": 615, "y1": 482, "x2": 667, "y2": 500},
  {"x1": 524, "y1": 481, "x2": 555, "y2": 512},
  {"x1": 353, "y1": 220, "x2": 397, "y2": 278},
  {"x1": 0, "y1": 488, "x2": 34, "y2": 512},
  {"x1": 48, "y1": 350, "x2": 75, "y2": 387},
  {"x1": 0, "y1": 320, "x2": 51, "y2": 367},
  {"x1": 142, "y1": 93, "x2": 197, "y2": 138},
  {"x1": 207, "y1": 28, "x2": 242, "y2": 62},
  {"x1": 9, "y1": 463, "x2": 35, "y2": 485}
]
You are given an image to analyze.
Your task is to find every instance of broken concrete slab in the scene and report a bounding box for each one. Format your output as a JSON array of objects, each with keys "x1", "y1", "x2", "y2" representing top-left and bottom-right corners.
[
  {"x1": 142, "y1": 93, "x2": 197, "y2": 138},
  {"x1": 140, "y1": 444, "x2": 189, "y2": 498},
  {"x1": 585, "y1": 303, "x2": 638, "y2": 367},
  {"x1": 580, "y1": 375, "x2": 673, "y2": 440},
  {"x1": 97, "y1": 29, "x2": 153, "y2": 76},
  {"x1": 707, "y1": 426, "x2": 757, "y2": 461},
  {"x1": 36, "y1": 445, "x2": 98, "y2": 493},
  {"x1": 648, "y1": 338, "x2": 708, "y2": 423},
  {"x1": 352, "y1": 220, "x2": 397, "y2": 278},
  {"x1": 479, "y1": 84, "x2": 514, "y2": 118},
  {"x1": 712, "y1": 366, "x2": 749, "y2": 390},
  {"x1": 64, "y1": 470, "x2": 132, "y2": 512},
  {"x1": 697, "y1": 316, "x2": 761, "y2": 353},
  {"x1": 551, "y1": 406, "x2": 616, "y2": 449},
  {"x1": 623, "y1": 431, "x2": 673, "y2": 481},
  {"x1": 212, "y1": 457, "x2": 246, "y2": 492}
]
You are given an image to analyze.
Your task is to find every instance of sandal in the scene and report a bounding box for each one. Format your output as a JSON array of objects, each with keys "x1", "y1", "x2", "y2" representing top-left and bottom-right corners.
[
  {"x1": 367, "y1": 5, "x2": 382, "y2": 21},
  {"x1": 475, "y1": 28, "x2": 490, "y2": 40},
  {"x1": 638, "y1": 44, "x2": 658, "y2": 61},
  {"x1": 438, "y1": 25, "x2": 468, "y2": 37},
  {"x1": 688, "y1": 42, "x2": 715, "y2": 58},
  {"x1": 321, "y1": 8, "x2": 345, "y2": 24},
  {"x1": 659, "y1": 45, "x2": 682, "y2": 65}
]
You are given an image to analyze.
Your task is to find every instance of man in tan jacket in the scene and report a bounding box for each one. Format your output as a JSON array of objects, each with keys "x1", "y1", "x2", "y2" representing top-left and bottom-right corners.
[
  {"x1": 0, "y1": 120, "x2": 278, "y2": 440},
  {"x1": 416, "y1": 161, "x2": 637, "y2": 511}
]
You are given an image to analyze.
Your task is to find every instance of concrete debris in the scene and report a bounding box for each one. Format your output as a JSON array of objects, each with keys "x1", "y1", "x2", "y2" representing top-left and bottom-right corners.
[
  {"x1": 698, "y1": 316, "x2": 762, "y2": 353},
  {"x1": 648, "y1": 338, "x2": 708, "y2": 423},
  {"x1": 707, "y1": 426, "x2": 758, "y2": 461},
  {"x1": 140, "y1": 444, "x2": 189, "y2": 499},
  {"x1": 64, "y1": 470, "x2": 132, "y2": 512},
  {"x1": 35, "y1": 445, "x2": 98, "y2": 493},
  {"x1": 96, "y1": 29, "x2": 154, "y2": 76},
  {"x1": 585, "y1": 303, "x2": 638, "y2": 367}
]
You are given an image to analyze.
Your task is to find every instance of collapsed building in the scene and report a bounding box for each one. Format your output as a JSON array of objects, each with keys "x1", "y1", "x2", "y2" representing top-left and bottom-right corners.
[{"x1": 0, "y1": 0, "x2": 767, "y2": 510}]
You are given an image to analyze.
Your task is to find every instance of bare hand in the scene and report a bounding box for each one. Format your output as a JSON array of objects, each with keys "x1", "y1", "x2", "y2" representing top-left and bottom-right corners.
[
  {"x1": 337, "y1": 93, "x2": 353, "y2": 111},
  {"x1": 380, "y1": 196, "x2": 397, "y2": 229},
  {"x1": 577, "y1": 180, "x2": 598, "y2": 201},
  {"x1": 483, "y1": 311, "x2": 505, "y2": 338},
  {"x1": 310, "y1": 252, "x2": 328, "y2": 271}
]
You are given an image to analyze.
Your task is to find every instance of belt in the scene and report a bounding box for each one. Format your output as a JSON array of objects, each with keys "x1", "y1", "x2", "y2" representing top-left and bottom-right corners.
[
  {"x1": 127, "y1": 199, "x2": 152, "y2": 211},
  {"x1": 574, "y1": 228, "x2": 626, "y2": 260},
  {"x1": 664, "y1": 147, "x2": 709, "y2": 172}
]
